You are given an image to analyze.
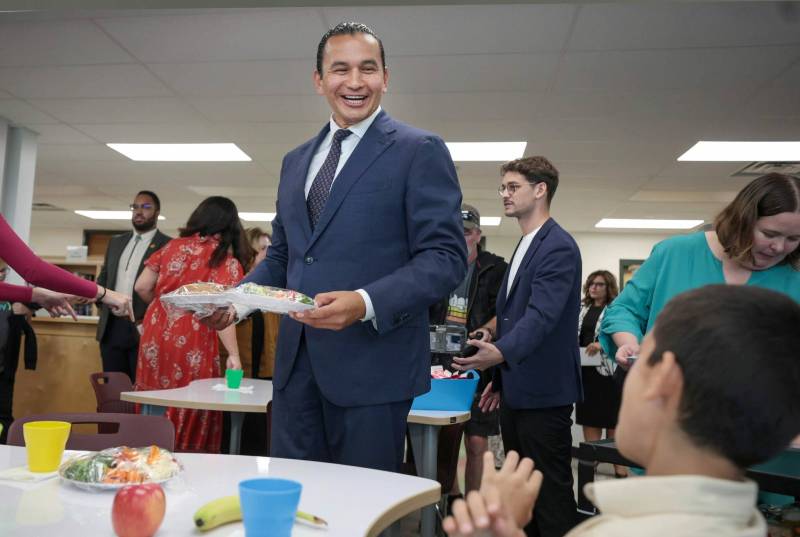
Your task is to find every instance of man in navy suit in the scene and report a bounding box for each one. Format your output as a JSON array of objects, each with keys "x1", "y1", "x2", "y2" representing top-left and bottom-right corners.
[
  {"x1": 208, "y1": 22, "x2": 466, "y2": 472},
  {"x1": 454, "y1": 156, "x2": 582, "y2": 537}
]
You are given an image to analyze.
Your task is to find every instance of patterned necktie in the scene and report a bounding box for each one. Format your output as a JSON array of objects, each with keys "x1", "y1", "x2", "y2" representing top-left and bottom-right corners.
[{"x1": 307, "y1": 129, "x2": 352, "y2": 229}]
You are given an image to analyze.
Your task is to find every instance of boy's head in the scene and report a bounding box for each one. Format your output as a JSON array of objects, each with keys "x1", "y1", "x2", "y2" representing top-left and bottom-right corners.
[{"x1": 616, "y1": 284, "x2": 800, "y2": 469}]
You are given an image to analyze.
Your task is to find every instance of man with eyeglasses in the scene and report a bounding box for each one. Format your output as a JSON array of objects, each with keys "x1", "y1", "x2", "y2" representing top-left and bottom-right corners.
[
  {"x1": 454, "y1": 156, "x2": 582, "y2": 537},
  {"x1": 96, "y1": 191, "x2": 171, "y2": 383}
]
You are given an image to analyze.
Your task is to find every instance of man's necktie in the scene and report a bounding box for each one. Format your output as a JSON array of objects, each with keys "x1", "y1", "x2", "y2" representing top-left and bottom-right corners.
[
  {"x1": 125, "y1": 235, "x2": 142, "y2": 271},
  {"x1": 307, "y1": 129, "x2": 352, "y2": 229}
]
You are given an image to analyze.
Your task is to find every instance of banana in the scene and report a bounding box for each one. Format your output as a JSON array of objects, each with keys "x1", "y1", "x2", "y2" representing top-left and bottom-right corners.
[{"x1": 193, "y1": 495, "x2": 242, "y2": 531}]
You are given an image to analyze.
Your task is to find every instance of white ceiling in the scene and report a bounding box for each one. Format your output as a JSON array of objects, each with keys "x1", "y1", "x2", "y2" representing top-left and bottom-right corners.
[{"x1": 1, "y1": 3, "x2": 799, "y2": 238}]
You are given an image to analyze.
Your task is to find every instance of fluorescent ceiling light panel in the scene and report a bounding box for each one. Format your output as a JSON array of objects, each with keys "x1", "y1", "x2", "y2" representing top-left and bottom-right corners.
[
  {"x1": 75, "y1": 210, "x2": 165, "y2": 220},
  {"x1": 446, "y1": 142, "x2": 526, "y2": 162},
  {"x1": 239, "y1": 212, "x2": 276, "y2": 222},
  {"x1": 596, "y1": 219, "x2": 703, "y2": 230},
  {"x1": 480, "y1": 217, "x2": 502, "y2": 226},
  {"x1": 107, "y1": 143, "x2": 251, "y2": 162},
  {"x1": 678, "y1": 141, "x2": 800, "y2": 162}
]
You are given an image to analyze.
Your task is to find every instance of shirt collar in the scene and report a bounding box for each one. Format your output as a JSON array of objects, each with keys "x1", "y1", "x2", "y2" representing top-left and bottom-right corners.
[
  {"x1": 327, "y1": 106, "x2": 382, "y2": 141},
  {"x1": 133, "y1": 228, "x2": 158, "y2": 242},
  {"x1": 585, "y1": 475, "x2": 759, "y2": 524}
]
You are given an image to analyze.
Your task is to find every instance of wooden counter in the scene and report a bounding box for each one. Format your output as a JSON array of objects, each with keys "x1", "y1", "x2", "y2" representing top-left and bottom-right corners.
[
  {"x1": 13, "y1": 311, "x2": 280, "y2": 420},
  {"x1": 13, "y1": 317, "x2": 101, "y2": 419}
]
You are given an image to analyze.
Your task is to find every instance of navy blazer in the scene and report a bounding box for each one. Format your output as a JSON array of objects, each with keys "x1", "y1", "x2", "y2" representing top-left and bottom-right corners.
[
  {"x1": 245, "y1": 110, "x2": 467, "y2": 407},
  {"x1": 494, "y1": 218, "x2": 583, "y2": 409}
]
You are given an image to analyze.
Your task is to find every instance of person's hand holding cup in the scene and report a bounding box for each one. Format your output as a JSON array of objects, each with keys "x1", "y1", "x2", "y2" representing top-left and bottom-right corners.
[{"x1": 225, "y1": 368, "x2": 244, "y2": 390}]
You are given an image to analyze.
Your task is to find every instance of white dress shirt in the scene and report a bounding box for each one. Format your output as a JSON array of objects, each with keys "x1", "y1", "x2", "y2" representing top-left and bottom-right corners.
[
  {"x1": 506, "y1": 225, "x2": 541, "y2": 298},
  {"x1": 114, "y1": 228, "x2": 158, "y2": 298},
  {"x1": 302, "y1": 106, "x2": 383, "y2": 322},
  {"x1": 567, "y1": 475, "x2": 766, "y2": 537}
]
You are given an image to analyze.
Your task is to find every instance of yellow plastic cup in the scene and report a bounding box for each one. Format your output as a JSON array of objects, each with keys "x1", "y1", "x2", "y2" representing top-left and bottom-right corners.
[{"x1": 22, "y1": 421, "x2": 71, "y2": 473}]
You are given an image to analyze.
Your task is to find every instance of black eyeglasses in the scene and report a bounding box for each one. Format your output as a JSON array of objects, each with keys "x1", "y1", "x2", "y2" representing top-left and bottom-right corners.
[
  {"x1": 130, "y1": 203, "x2": 154, "y2": 211},
  {"x1": 589, "y1": 282, "x2": 607, "y2": 288}
]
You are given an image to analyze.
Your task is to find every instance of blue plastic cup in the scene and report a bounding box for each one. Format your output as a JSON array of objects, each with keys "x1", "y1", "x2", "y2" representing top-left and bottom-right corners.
[{"x1": 239, "y1": 478, "x2": 302, "y2": 537}]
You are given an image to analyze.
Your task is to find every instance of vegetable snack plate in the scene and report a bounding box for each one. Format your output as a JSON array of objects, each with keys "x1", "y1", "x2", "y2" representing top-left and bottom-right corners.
[{"x1": 58, "y1": 446, "x2": 182, "y2": 492}]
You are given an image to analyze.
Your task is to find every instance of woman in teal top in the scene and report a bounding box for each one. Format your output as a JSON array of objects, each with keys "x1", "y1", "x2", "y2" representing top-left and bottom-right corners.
[{"x1": 601, "y1": 172, "x2": 800, "y2": 364}]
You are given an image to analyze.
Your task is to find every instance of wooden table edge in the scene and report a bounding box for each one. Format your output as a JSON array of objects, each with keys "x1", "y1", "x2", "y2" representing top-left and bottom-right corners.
[
  {"x1": 120, "y1": 391, "x2": 267, "y2": 413},
  {"x1": 366, "y1": 486, "x2": 441, "y2": 537},
  {"x1": 407, "y1": 412, "x2": 471, "y2": 426}
]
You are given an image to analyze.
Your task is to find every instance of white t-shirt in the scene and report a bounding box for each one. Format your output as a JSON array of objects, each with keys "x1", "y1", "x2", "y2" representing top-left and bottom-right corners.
[{"x1": 506, "y1": 226, "x2": 541, "y2": 298}]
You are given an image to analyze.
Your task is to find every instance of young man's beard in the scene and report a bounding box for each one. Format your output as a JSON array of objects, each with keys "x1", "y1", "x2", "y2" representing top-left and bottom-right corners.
[{"x1": 133, "y1": 216, "x2": 157, "y2": 232}]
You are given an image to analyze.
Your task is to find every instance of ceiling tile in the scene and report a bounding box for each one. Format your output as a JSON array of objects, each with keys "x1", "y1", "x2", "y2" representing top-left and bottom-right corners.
[
  {"x1": 556, "y1": 47, "x2": 799, "y2": 93},
  {"x1": 187, "y1": 95, "x2": 329, "y2": 122},
  {"x1": 31, "y1": 124, "x2": 97, "y2": 144},
  {"x1": 36, "y1": 143, "x2": 129, "y2": 162},
  {"x1": 388, "y1": 53, "x2": 559, "y2": 94},
  {"x1": 96, "y1": 9, "x2": 327, "y2": 62},
  {"x1": 0, "y1": 19, "x2": 135, "y2": 67},
  {"x1": 570, "y1": 2, "x2": 800, "y2": 50},
  {"x1": 30, "y1": 97, "x2": 205, "y2": 124},
  {"x1": 0, "y1": 64, "x2": 173, "y2": 99},
  {"x1": 148, "y1": 59, "x2": 315, "y2": 97},
  {"x1": 73, "y1": 122, "x2": 220, "y2": 143},
  {"x1": 322, "y1": 4, "x2": 576, "y2": 55},
  {"x1": 0, "y1": 99, "x2": 59, "y2": 125}
]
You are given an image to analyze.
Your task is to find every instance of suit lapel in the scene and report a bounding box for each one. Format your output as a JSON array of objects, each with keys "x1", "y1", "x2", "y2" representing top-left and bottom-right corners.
[
  {"x1": 502, "y1": 219, "x2": 556, "y2": 310},
  {"x1": 306, "y1": 111, "x2": 395, "y2": 251},
  {"x1": 291, "y1": 125, "x2": 329, "y2": 244}
]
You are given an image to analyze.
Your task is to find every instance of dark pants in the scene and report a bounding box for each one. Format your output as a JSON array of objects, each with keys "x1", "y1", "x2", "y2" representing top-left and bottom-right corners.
[
  {"x1": 270, "y1": 338, "x2": 412, "y2": 472},
  {"x1": 100, "y1": 315, "x2": 139, "y2": 384},
  {"x1": 500, "y1": 404, "x2": 577, "y2": 537}
]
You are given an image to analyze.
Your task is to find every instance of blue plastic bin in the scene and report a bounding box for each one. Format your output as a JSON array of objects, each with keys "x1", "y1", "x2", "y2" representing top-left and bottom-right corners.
[{"x1": 411, "y1": 370, "x2": 479, "y2": 411}]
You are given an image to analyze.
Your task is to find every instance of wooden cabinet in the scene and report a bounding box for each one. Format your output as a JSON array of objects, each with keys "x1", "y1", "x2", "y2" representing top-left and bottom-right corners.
[{"x1": 13, "y1": 317, "x2": 101, "y2": 418}]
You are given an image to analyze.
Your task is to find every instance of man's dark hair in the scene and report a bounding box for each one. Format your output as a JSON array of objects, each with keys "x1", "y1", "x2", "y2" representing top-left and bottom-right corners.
[
  {"x1": 179, "y1": 196, "x2": 248, "y2": 269},
  {"x1": 316, "y1": 21, "x2": 386, "y2": 75},
  {"x1": 500, "y1": 156, "x2": 559, "y2": 205},
  {"x1": 136, "y1": 190, "x2": 161, "y2": 212},
  {"x1": 649, "y1": 284, "x2": 800, "y2": 468}
]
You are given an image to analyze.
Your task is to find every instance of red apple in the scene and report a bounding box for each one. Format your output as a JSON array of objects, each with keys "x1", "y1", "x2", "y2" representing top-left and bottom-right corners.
[{"x1": 112, "y1": 483, "x2": 166, "y2": 537}]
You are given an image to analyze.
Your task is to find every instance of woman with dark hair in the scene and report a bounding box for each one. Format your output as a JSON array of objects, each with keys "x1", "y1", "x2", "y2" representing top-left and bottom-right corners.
[
  {"x1": 133, "y1": 196, "x2": 247, "y2": 453},
  {"x1": 601, "y1": 173, "x2": 800, "y2": 367},
  {"x1": 575, "y1": 270, "x2": 627, "y2": 476}
]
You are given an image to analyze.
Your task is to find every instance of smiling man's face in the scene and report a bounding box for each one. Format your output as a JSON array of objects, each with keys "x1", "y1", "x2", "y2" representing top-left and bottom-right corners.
[{"x1": 314, "y1": 32, "x2": 388, "y2": 128}]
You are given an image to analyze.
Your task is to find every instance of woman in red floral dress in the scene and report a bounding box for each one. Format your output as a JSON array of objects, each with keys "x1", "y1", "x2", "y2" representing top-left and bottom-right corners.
[{"x1": 133, "y1": 197, "x2": 249, "y2": 453}]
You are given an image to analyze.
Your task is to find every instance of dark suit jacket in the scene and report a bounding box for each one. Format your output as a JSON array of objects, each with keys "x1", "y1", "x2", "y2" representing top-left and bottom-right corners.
[
  {"x1": 244, "y1": 110, "x2": 467, "y2": 407},
  {"x1": 95, "y1": 230, "x2": 171, "y2": 342},
  {"x1": 494, "y1": 218, "x2": 583, "y2": 409}
]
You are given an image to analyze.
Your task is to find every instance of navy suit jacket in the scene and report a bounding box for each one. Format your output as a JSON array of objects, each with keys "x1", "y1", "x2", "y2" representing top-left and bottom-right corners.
[
  {"x1": 245, "y1": 110, "x2": 467, "y2": 407},
  {"x1": 494, "y1": 218, "x2": 583, "y2": 409}
]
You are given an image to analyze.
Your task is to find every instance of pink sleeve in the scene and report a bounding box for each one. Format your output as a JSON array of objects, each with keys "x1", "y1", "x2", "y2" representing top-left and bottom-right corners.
[
  {"x1": 0, "y1": 281, "x2": 34, "y2": 302},
  {"x1": 0, "y1": 215, "x2": 98, "y2": 299}
]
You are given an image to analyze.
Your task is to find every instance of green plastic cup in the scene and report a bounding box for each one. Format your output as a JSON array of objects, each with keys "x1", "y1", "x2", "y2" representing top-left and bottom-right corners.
[{"x1": 226, "y1": 368, "x2": 244, "y2": 389}]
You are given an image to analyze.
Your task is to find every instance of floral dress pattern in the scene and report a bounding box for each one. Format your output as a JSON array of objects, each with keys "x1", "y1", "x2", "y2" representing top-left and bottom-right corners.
[{"x1": 135, "y1": 234, "x2": 243, "y2": 453}]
